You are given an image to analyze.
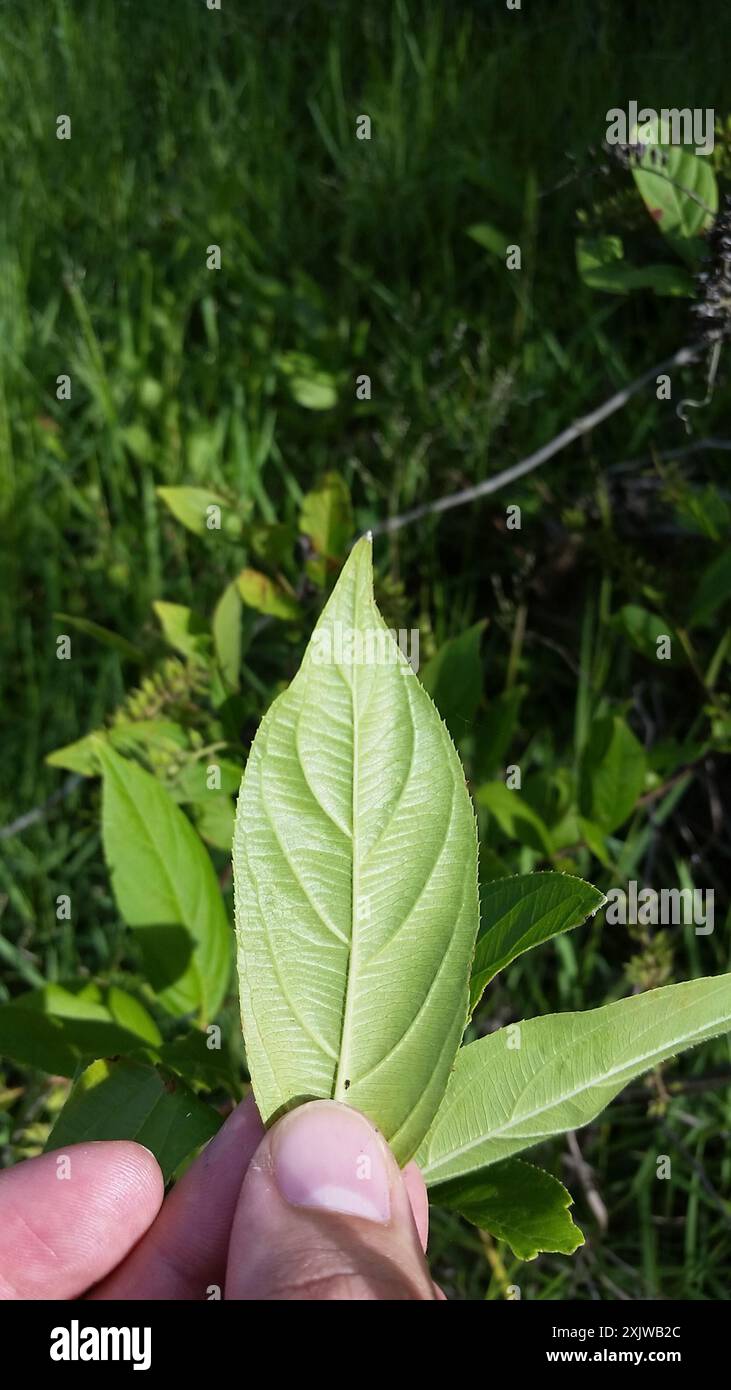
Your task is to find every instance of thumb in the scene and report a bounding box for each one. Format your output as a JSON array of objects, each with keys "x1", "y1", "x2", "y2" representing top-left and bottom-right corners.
[{"x1": 225, "y1": 1100, "x2": 437, "y2": 1300}]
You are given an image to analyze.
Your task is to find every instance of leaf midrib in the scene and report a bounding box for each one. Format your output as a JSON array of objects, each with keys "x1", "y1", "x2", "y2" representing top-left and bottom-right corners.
[
  {"x1": 333, "y1": 661, "x2": 359, "y2": 1101},
  {"x1": 423, "y1": 996, "x2": 731, "y2": 1180}
]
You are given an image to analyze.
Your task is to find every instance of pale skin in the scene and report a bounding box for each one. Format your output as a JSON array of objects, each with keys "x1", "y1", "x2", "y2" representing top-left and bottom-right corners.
[{"x1": 0, "y1": 1096, "x2": 443, "y2": 1300}]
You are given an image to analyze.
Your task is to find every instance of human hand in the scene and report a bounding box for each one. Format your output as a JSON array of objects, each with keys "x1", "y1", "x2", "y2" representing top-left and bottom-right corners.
[{"x1": 0, "y1": 1096, "x2": 439, "y2": 1300}]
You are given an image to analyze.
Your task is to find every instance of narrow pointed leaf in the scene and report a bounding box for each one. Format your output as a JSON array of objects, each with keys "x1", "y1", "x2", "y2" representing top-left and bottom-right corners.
[
  {"x1": 233, "y1": 537, "x2": 479, "y2": 1163},
  {"x1": 433, "y1": 1158, "x2": 584, "y2": 1260},
  {"x1": 213, "y1": 579, "x2": 243, "y2": 690},
  {"x1": 418, "y1": 973, "x2": 731, "y2": 1186},
  {"x1": 471, "y1": 872, "x2": 605, "y2": 1011},
  {"x1": 53, "y1": 613, "x2": 143, "y2": 663},
  {"x1": 100, "y1": 745, "x2": 231, "y2": 1022}
]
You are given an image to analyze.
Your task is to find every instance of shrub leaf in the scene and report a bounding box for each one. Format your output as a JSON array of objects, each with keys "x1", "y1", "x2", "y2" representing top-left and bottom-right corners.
[
  {"x1": 233, "y1": 537, "x2": 479, "y2": 1163},
  {"x1": 418, "y1": 974, "x2": 731, "y2": 1185}
]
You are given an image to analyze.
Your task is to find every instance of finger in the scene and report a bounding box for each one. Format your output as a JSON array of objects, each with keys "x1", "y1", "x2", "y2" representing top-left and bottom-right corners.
[
  {"x1": 225, "y1": 1100, "x2": 437, "y2": 1300},
  {"x1": 402, "y1": 1161, "x2": 429, "y2": 1252},
  {"x1": 90, "y1": 1093, "x2": 264, "y2": 1300},
  {"x1": 0, "y1": 1142, "x2": 163, "y2": 1300}
]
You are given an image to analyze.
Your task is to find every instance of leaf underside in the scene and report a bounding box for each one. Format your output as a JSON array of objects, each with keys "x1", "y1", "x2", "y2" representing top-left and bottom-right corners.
[
  {"x1": 417, "y1": 973, "x2": 731, "y2": 1185},
  {"x1": 233, "y1": 537, "x2": 479, "y2": 1163}
]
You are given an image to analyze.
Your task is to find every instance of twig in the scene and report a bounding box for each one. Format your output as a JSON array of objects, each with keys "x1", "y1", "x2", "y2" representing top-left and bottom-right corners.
[
  {"x1": 478, "y1": 1232, "x2": 514, "y2": 1298},
  {"x1": 370, "y1": 344, "x2": 702, "y2": 536},
  {"x1": 635, "y1": 755, "x2": 708, "y2": 808},
  {"x1": 677, "y1": 339, "x2": 723, "y2": 433},
  {"x1": 606, "y1": 436, "x2": 731, "y2": 473},
  {"x1": 626, "y1": 1071, "x2": 731, "y2": 1100},
  {"x1": 565, "y1": 1131, "x2": 609, "y2": 1232},
  {"x1": 540, "y1": 154, "x2": 718, "y2": 221}
]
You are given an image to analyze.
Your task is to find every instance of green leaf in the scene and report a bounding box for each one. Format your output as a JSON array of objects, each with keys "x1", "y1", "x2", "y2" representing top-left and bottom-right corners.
[
  {"x1": 575, "y1": 232, "x2": 631, "y2": 290},
  {"x1": 172, "y1": 758, "x2": 242, "y2": 802},
  {"x1": 191, "y1": 793, "x2": 236, "y2": 851},
  {"x1": 103, "y1": 985, "x2": 163, "y2": 1046},
  {"x1": 479, "y1": 845, "x2": 513, "y2": 886},
  {"x1": 53, "y1": 614, "x2": 143, "y2": 663},
  {"x1": 476, "y1": 780, "x2": 554, "y2": 855},
  {"x1": 153, "y1": 601, "x2": 211, "y2": 661},
  {"x1": 291, "y1": 376, "x2": 337, "y2": 410},
  {"x1": 45, "y1": 1058, "x2": 221, "y2": 1182},
  {"x1": 236, "y1": 568, "x2": 301, "y2": 622},
  {"x1": 434, "y1": 1158, "x2": 584, "y2": 1260},
  {"x1": 577, "y1": 816, "x2": 612, "y2": 867},
  {"x1": 157, "y1": 485, "x2": 241, "y2": 538},
  {"x1": 0, "y1": 982, "x2": 161, "y2": 1077},
  {"x1": 299, "y1": 472, "x2": 354, "y2": 571},
  {"x1": 26, "y1": 980, "x2": 162, "y2": 1045},
  {"x1": 213, "y1": 580, "x2": 243, "y2": 690},
  {"x1": 121, "y1": 423, "x2": 154, "y2": 463},
  {"x1": 246, "y1": 521, "x2": 296, "y2": 571},
  {"x1": 108, "y1": 720, "x2": 190, "y2": 756},
  {"x1": 630, "y1": 118, "x2": 717, "y2": 237},
  {"x1": 46, "y1": 732, "x2": 103, "y2": 775},
  {"x1": 687, "y1": 548, "x2": 731, "y2": 628},
  {"x1": 99, "y1": 745, "x2": 231, "y2": 1022},
  {"x1": 471, "y1": 873, "x2": 605, "y2": 1011},
  {"x1": 158, "y1": 1029, "x2": 240, "y2": 1092},
  {"x1": 418, "y1": 973, "x2": 731, "y2": 1186},
  {"x1": 612, "y1": 604, "x2": 676, "y2": 661},
  {"x1": 46, "y1": 720, "x2": 189, "y2": 777},
  {"x1": 420, "y1": 621, "x2": 486, "y2": 743},
  {"x1": 0, "y1": 1008, "x2": 87, "y2": 1075},
  {"x1": 625, "y1": 263, "x2": 694, "y2": 296},
  {"x1": 467, "y1": 223, "x2": 510, "y2": 258},
  {"x1": 474, "y1": 686, "x2": 524, "y2": 781},
  {"x1": 233, "y1": 537, "x2": 479, "y2": 1163},
  {"x1": 277, "y1": 353, "x2": 338, "y2": 410},
  {"x1": 579, "y1": 715, "x2": 646, "y2": 832},
  {"x1": 575, "y1": 236, "x2": 693, "y2": 296}
]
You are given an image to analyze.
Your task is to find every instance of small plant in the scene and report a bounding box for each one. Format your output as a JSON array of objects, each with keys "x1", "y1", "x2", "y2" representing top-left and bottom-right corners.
[
  {"x1": 9, "y1": 526, "x2": 729, "y2": 1263},
  {"x1": 232, "y1": 537, "x2": 731, "y2": 1261}
]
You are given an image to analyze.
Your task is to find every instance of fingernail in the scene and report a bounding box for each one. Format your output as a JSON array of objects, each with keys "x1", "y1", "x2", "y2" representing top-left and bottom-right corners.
[{"x1": 271, "y1": 1101, "x2": 391, "y2": 1224}]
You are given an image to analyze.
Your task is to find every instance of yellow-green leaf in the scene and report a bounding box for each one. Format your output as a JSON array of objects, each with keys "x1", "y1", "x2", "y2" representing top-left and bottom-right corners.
[
  {"x1": 236, "y1": 568, "x2": 300, "y2": 621},
  {"x1": 233, "y1": 538, "x2": 479, "y2": 1163}
]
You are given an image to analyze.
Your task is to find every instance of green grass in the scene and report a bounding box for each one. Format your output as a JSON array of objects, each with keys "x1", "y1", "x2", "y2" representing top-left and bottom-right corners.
[{"x1": 1, "y1": 0, "x2": 730, "y2": 1298}]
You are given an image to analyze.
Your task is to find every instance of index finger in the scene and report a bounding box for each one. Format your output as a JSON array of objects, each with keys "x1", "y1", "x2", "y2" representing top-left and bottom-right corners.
[{"x1": 0, "y1": 1142, "x2": 163, "y2": 1300}]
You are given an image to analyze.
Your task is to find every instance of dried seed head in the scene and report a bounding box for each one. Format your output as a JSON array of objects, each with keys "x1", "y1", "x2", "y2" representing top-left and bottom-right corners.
[{"x1": 691, "y1": 194, "x2": 731, "y2": 345}]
